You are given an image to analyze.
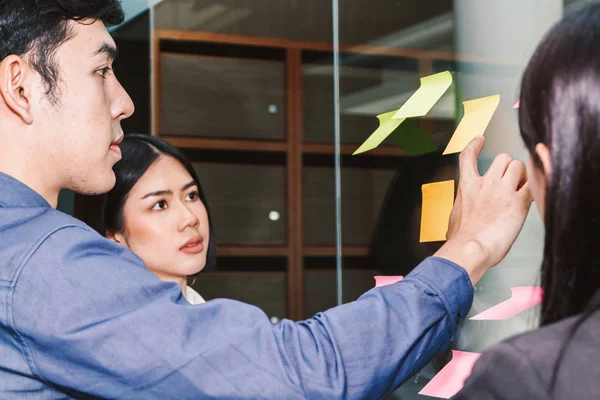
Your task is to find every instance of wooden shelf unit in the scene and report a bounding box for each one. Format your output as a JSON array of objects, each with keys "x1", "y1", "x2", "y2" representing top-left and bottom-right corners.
[{"x1": 152, "y1": 29, "x2": 451, "y2": 320}]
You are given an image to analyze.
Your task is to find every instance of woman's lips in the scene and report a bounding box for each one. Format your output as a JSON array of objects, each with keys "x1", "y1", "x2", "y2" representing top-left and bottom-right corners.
[{"x1": 180, "y1": 237, "x2": 204, "y2": 255}]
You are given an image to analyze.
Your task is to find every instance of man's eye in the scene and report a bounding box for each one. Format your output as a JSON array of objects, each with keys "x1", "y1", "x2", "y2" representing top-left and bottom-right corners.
[{"x1": 97, "y1": 66, "x2": 112, "y2": 78}]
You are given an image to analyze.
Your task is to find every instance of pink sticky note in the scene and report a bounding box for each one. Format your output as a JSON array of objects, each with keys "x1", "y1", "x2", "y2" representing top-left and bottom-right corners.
[
  {"x1": 419, "y1": 350, "x2": 481, "y2": 399},
  {"x1": 374, "y1": 276, "x2": 403, "y2": 288},
  {"x1": 513, "y1": 100, "x2": 520, "y2": 108},
  {"x1": 470, "y1": 286, "x2": 543, "y2": 320}
]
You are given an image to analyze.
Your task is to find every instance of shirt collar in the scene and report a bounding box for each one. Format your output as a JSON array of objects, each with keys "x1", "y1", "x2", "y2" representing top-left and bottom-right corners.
[{"x1": 0, "y1": 172, "x2": 52, "y2": 208}]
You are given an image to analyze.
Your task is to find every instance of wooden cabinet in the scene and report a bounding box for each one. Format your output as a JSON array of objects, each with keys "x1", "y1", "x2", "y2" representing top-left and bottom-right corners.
[
  {"x1": 152, "y1": 28, "x2": 456, "y2": 320},
  {"x1": 194, "y1": 271, "x2": 288, "y2": 319},
  {"x1": 303, "y1": 167, "x2": 395, "y2": 245},
  {"x1": 160, "y1": 54, "x2": 286, "y2": 139},
  {"x1": 192, "y1": 162, "x2": 287, "y2": 245}
]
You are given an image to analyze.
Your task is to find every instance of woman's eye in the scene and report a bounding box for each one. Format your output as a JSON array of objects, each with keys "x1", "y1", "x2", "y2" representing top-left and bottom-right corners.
[
  {"x1": 152, "y1": 200, "x2": 168, "y2": 211},
  {"x1": 186, "y1": 191, "x2": 199, "y2": 201}
]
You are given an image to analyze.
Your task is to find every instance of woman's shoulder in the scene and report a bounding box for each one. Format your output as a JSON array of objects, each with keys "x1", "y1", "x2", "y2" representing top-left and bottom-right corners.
[
  {"x1": 456, "y1": 313, "x2": 600, "y2": 399},
  {"x1": 503, "y1": 312, "x2": 600, "y2": 367}
]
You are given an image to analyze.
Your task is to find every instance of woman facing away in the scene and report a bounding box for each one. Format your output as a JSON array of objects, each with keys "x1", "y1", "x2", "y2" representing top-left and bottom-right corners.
[{"x1": 455, "y1": 3, "x2": 600, "y2": 399}]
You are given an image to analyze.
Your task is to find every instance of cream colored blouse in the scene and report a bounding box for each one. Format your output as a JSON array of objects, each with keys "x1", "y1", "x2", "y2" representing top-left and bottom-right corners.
[{"x1": 185, "y1": 286, "x2": 206, "y2": 305}]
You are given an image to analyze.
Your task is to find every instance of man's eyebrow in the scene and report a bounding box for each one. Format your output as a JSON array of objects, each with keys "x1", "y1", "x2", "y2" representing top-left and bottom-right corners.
[{"x1": 92, "y1": 42, "x2": 118, "y2": 61}]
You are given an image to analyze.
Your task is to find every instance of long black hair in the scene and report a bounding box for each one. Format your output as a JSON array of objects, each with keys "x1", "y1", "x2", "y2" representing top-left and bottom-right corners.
[
  {"x1": 519, "y1": 2, "x2": 600, "y2": 327},
  {"x1": 101, "y1": 134, "x2": 216, "y2": 268}
]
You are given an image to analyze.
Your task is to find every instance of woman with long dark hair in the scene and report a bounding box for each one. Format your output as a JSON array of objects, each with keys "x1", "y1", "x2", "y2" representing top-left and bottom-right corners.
[{"x1": 456, "y1": 4, "x2": 600, "y2": 398}]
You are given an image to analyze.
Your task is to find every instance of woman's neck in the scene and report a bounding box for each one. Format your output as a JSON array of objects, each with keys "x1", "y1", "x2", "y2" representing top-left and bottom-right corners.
[{"x1": 151, "y1": 271, "x2": 187, "y2": 297}]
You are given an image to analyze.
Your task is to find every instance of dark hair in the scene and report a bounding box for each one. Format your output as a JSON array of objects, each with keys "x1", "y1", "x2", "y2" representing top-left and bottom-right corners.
[
  {"x1": 103, "y1": 134, "x2": 216, "y2": 268},
  {"x1": 519, "y1": 2, "x2": 600, "y2": 327},
  {"x1": 0, "y1": 0, "x2": 124, "y2": 103},
  {"x1": 519, "y1": 3, "x2": 600, "y2": 390}
]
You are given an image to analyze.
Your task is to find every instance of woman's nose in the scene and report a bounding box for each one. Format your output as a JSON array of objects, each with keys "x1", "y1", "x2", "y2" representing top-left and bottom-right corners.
[{"x1": 178, "y1": 204, "x2": 200, "y2": 231}]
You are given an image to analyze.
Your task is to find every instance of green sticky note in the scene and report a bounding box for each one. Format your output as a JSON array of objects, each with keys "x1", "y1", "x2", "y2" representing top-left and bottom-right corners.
[
  {"x1": 388, "y1": 119, "x2": 437, "y2": 156},
  {"x1": 353, "y1": 111, "x2": 406, "y2": 155},
  {"x1": 392, "y1": 71, "x2": 453, "y2": 120}
]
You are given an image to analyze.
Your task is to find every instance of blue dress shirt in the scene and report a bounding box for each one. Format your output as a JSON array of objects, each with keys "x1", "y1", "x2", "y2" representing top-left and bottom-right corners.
[{"x1": 0, "y1": 172, "x2": 473, "y2": 399}]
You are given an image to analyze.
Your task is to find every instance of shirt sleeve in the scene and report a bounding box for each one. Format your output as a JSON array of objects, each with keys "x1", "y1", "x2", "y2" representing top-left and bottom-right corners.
[
  {"x1": 12, "y1": 225, "x2": 473, "y2": 400},
  {"x1": 453, "y1": 341, "x2": 548, "y2": 400}
]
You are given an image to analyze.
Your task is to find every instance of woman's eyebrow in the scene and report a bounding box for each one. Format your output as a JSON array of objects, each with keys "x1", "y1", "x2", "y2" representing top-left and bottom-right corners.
[
  {"x1": 181, "y1": 181, "x2": 196, "y2": 191},
  {"x1": 140, "y1": 189, "x2": 172, "y2": 200}
]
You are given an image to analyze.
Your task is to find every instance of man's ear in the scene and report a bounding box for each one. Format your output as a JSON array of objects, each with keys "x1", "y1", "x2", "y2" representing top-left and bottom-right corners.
[
  {"x1": 535, "y1": 143, "x2": 552, "y2": 180},
  {"x1": 0, "y1": 55, "x2": 34, "y2": 124},
  {"x1": 106, "y1": 230, "x2": 128, "y2": 247}
]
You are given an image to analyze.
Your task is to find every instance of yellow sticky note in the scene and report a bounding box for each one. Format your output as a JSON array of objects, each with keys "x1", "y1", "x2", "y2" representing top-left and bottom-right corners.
[
  {"x1": 443, "y1": 94, "x2": 500, "y2": 155},
  {"x1": 353, "y1": 111, "x2": 406, "y2": 155},
  {"x1": 420, "y1": 180, "x2": 454, "y2": 243},
  {"x1": 392, "y1": 71, "x2": 453, "y2": 119}
]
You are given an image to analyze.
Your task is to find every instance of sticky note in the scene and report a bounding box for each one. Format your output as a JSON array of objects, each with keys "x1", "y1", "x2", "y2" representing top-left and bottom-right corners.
[
  {"x1": 374, "y1": 276, "x2": 404, "y2": 288},
  {"x1": 392, "y1": 71, "x2": 453, "y2": 119},
  {"x1": 514, "y1": 100, "x2": 520, "y2": 108},
  {"x1": 388, "y1": 119, "x2": 438, "y2": 156},
  {"x1": 442, "y1": 94, "x2": 500, "y2": 155},
  {"x1": 470, "y1": 286, "x2": 543, "y2": 320},
  {"x1": 353, "y1": 111, "x2": 406, "y2": 155},
  {"x1": 419, "y1": 350, "x2": 481, "y2": 399},
  {"x1": 420, "y1": 180, "x2": 454, "y2": 243}
]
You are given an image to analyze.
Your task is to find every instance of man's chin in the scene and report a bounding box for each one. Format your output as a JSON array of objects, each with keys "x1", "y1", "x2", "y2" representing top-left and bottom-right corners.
[{"x1": 71, "y1": 172, "x2": 116, "y2": 196}]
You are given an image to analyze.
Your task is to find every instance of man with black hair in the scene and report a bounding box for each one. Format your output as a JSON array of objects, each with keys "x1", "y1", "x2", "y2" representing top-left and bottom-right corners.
[{"x1": 0, "y1": 1, "x2": 532, "y2": 398}]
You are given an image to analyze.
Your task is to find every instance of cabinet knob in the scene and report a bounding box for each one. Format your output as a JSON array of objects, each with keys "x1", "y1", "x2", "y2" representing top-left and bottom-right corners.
[{"x1": 269, "y1": 211, "x2": 280, "y2": 221}]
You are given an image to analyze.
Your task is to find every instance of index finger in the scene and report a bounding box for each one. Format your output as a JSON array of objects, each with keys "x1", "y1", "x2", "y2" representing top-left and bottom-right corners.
[{"x1": 459, "y1": 136, "x2": 485, "y2": 180}]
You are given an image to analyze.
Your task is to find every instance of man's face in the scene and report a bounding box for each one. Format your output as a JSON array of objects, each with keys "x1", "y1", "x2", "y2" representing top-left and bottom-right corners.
[{"x1": 32, "y1": 19, "x2": 134, "y2": 195}]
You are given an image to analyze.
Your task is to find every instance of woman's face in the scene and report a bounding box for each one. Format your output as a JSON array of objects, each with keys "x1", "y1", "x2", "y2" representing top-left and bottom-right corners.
[{"x1": 113, "y1": 155, "x2": 210, "y2": 283}]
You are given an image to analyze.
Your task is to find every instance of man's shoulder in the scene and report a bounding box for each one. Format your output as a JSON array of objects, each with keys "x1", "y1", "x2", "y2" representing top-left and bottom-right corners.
[
  {"x1": 0, "y1": 207, "x2": 109, "y2": 285},
  {"x1": 0, "y1": 205, "x2": 92, "y2": 234},
  {"x1": 6, "y1": 207, "x2": 98, "y2": 249}
]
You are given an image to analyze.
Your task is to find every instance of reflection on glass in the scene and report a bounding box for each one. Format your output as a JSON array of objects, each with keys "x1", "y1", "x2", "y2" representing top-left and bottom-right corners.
[
  {"x1": 144, "y1": 1, "x2": 573, "y2": 395},
  {"x1": 337, "y1": 0, "x2": 563, "y2": 398}
]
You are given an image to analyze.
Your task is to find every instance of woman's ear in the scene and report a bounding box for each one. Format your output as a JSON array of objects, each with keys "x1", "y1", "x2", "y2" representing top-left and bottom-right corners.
[
  {"x1": 535, "y1": 143, "x2": 552, "y2": 180},
  {"x1": 106, "y1": 230, "x2": 127, "y2": 247}
]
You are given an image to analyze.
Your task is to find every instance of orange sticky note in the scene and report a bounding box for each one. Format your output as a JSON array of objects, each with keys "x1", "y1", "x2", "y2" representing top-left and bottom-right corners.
[
  {"x1": 443, "y1": 94, "x2": 500, "y2": 155},
  {"x1": 420, "y1": 180, "x2": 454, "y2": 242}
]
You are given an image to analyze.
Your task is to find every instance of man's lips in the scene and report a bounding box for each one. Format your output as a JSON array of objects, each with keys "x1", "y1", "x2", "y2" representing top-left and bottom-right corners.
[{"x1": 110, "y1": 135, "x2": 124, "y2": 157}]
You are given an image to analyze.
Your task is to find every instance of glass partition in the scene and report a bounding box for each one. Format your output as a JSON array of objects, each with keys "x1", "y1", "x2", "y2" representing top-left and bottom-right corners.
[
  {"x1": 335, "y1": 0, "x2": 566, "y2": 398},
  {"x1": 73, "y1": 1, "x2": 587, "y2": 397}
]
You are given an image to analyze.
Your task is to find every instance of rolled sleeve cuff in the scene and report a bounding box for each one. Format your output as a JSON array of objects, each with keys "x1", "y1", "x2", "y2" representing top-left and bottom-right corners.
[{"x1": 407, "y1": 256, "x2": 474, "y2": 327}]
